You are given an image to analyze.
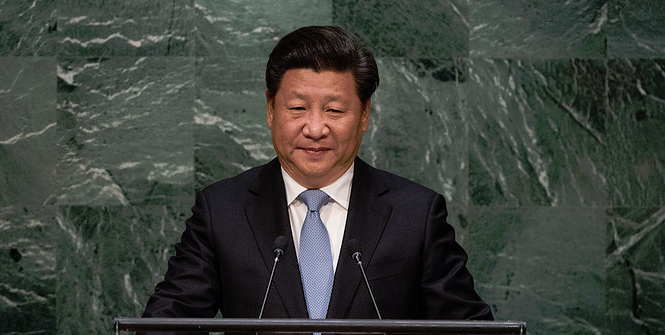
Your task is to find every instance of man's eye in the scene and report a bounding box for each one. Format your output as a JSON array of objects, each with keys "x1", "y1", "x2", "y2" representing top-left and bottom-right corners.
[
  {"x1": 289, "y1": 107, "x2": 306, "y2": 111},
  {"x1": 328, "y1": 109, "x2": 344, "y2": 113}
]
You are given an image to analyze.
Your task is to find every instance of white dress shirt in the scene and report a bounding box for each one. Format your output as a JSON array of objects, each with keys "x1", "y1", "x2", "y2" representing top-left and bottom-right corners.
[{"x1": 281, "y1": 163, "x2": 353, "y2": 272}]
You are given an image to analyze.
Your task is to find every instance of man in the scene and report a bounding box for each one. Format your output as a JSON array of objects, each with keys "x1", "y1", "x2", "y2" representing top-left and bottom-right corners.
[{"x1": 142, "y1": 26, "x2": 492, "y2": 331}]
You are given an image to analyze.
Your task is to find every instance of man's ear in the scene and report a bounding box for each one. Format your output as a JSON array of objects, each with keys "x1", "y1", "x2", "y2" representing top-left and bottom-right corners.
[
  {"x1": 266, "y1": 90, "x2": 274, "y2": 129},
  {"x1": 361, "y1": 98, "x2": 371, "y2": 132}
]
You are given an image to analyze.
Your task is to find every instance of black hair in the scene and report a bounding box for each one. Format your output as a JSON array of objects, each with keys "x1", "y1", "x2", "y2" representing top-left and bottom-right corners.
[{"x1": 266, "y1": 26, "x2": 379, "y2": 105}]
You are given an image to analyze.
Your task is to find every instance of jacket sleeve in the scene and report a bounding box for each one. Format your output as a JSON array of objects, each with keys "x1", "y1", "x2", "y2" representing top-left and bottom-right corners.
[
  {"x1": 140, "y1": 190, "x2": 222, "y2": 334},
  {"x1": 421, "y1": 193, "x2": 494, "y2": 320}
]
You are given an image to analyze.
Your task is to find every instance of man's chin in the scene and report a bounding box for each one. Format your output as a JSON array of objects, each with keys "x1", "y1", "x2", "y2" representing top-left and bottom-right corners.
[
  {"x1": 291, "y1": 165, "x2": 343, "y2": 188},
  {"x1": 299, "y1": 167, "x2": 333, "y2": 180}
]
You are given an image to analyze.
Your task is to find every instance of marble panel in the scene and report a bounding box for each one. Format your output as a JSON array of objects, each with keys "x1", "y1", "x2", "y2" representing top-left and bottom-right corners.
[
  {"x1": 195, "y1": 0, "x2": 333, "y2": 58},
  {"x1": 605, "y1": 207, "x2": 665, "y2": 335},
  {"x1": 58, "y1": 0, "x2": 195, "y2": 56},
  {"x1": 0, "y1": 0, "x2": 57, "y2": 56},
  {"x1": 0, "y1": 206, "x2": 56, "y2": 334},
  {"x1": 467, "y1": 206, "x2": 606, "y2": 335},
  {"x1": 194, "y1": 56, "x2": 274, "y2": 189},
  {"x1": 55, "y1": 56, "x2": 195, "y2": 206},
  {"x1": 333, "y1": 0, "x2": 469, "y2": 57},
  {"x1": 466, "y1": 59, "x2": 609, "y2": 206},
  {"x1": 56, "y1": 203, "x2": 190, "y2": 334},
  {"x1": 604, "y1": 59, "x2": 665, "y2": 206},
  {"x1": 363, "y1": 59, "x2": 468, "y2": 203},
  {"x1": 360, "y1": 58, "x2": 470, "y2": 238},
  {"x1": 470, "y1": 0, "x2": 607, "y2": 58},
  {"x1": 0, "y1": 57, "x2": 59, "y2": 208},
  {"x1": 607, "y1": 0, "x2": 665, "y2": 58}
]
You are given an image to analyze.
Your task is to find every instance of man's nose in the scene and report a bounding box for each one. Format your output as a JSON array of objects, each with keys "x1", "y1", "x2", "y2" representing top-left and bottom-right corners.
[{"x1": 302, "y1": 110, "x2": 330, "y2": 139}]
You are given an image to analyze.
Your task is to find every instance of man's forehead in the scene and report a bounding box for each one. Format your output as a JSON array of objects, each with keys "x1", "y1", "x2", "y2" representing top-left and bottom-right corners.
[{"x1": 275, "y1": 69, "x2": 358, "y2": 101}]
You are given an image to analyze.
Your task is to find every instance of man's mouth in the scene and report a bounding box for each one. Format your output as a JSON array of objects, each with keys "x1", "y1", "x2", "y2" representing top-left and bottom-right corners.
[{"x1": 300, "y1": 147, "x2": 331, "y2": 154}]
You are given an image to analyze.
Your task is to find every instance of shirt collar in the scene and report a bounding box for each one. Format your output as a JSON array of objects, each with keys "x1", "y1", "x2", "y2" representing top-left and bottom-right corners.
[{"x1": 282, "y1": 162, "x2": 354, "y2": 210}]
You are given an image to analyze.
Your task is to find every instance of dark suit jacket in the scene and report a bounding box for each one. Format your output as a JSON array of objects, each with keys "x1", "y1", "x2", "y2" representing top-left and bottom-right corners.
[{"x1": 142, "y1": 157, "x2": 492, "y2": 329}]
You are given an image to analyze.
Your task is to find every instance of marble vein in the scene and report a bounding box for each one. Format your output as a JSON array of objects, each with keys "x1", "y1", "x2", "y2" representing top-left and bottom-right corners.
[
  {"x1": 62, "y1": 33, "x2": 170, "y2": 49},
  {"x1": 610, "y1": 207, "x2": 665, "y2": 256},
  {"x1": 0, "y1": 123, "x2": 56, "y2": 145}
]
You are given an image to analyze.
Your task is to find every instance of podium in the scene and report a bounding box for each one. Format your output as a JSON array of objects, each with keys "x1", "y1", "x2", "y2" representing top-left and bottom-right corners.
[{"x1": 113, "y1": 318, "x2": 526, "y2": 334}]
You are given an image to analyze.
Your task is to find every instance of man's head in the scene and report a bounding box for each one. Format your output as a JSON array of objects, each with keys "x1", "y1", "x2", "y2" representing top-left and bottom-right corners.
[
  {"x1": 265, "y1": 26, "x2": 379, "y2": 189},
  {"x1": 266, "y1": 26, "x2": 379, "y2": 108}
]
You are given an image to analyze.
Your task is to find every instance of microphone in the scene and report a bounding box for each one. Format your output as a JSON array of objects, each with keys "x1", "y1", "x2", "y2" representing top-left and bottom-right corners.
[
  {"x1": 347, "y1": 239, "x2": 382, "y2": 320},
  {"x1": 258, "y1": 235, "x2": 288, "y2": 319}
]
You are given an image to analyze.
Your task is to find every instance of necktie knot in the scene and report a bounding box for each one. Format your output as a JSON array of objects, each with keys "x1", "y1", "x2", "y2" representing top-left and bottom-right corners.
[{"x1": 298, "y1": 190, "x2": 330, "y2": 212}]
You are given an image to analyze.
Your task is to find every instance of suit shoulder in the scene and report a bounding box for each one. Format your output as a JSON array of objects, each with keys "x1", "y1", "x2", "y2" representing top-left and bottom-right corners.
[
  {"x1": 370, "y1": 166, "x2": 439, "y2": 199},
  {"x1": 199, "y1": 163, "x2": 265, "y2": 198}
]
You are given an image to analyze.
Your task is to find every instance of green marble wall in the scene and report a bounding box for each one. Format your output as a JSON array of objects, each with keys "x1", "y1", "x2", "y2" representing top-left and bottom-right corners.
[{"x1": 1, "y1": 0, "x2": 664, "y2": 334}]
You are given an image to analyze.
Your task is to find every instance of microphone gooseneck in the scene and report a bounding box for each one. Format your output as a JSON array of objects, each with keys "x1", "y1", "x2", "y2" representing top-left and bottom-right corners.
[
  {"x1": 258, "y1": 235, "x2": 288, "y2": 319},
  {"x1": 347, "y1": 239, "x2": 382, "y2": 320}
]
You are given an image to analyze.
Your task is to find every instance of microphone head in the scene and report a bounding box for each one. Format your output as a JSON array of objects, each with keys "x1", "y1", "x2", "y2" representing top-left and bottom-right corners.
[
  {"x1": 273, "y1": 235, "x2": 288, "y2": 257},
  {"x1": 347, "y1": 239, "x2": 362, "y2": 262}
]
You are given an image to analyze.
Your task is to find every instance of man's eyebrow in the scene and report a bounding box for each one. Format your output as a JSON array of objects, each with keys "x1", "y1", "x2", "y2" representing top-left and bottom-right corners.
[{"x1": 291, "y1": 92, "x2": 346, "y2": 102}]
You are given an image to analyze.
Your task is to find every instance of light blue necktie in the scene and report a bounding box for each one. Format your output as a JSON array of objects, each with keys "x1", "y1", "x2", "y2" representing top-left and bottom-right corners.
[{"x1": 298, "y1": 190, "x2": 334, "y2": 322}]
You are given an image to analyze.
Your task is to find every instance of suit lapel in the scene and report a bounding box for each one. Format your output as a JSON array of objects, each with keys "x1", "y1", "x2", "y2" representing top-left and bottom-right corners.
[
  {"x1": 244, "y1": 159, "x2": 308, "y2": 318},
  {"x1": 327, "y1": 158, "x2": 392, "y2": 318}
]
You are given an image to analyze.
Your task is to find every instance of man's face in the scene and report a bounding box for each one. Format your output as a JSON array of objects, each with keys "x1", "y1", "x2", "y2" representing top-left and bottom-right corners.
[{"x1": 267, "y1": 69, "x2": 371, "y2": 189}]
